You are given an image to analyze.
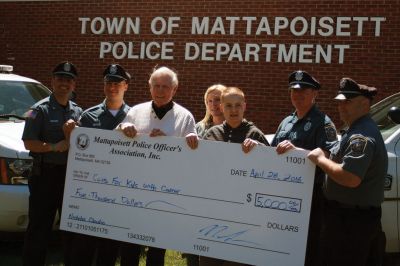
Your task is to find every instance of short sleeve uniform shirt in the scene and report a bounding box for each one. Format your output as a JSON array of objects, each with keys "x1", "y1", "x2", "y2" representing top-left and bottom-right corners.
[
  {"x1": 22, "y1": 94, "x2": 82, "y2": 164},
  {"x1": 325, "y1": 114, "x2": 388, "y2": 207}
]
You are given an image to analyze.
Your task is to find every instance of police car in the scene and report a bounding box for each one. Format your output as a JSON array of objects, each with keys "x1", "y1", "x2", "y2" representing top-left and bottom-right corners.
[
  {"x1": 0, "y1": 65, "x2": 51, "y2": 232},
  {"x1": 372, "y1": 92, "x2": 400, "y2": 253}
]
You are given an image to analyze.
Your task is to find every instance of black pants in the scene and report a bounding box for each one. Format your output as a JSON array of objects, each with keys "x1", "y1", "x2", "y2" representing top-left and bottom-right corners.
[
  {"x1": 320, "y1": 203, "x2": 382, "y2": 266},
  {"x1": 304, "y1": 185, "x2": 324, "y2": 266},
  {"x1": 70, "y1": 234, "x2": 141, "y2": 266},
  {"x1": 146, "y1": 247, "x2": 166, "y2": 266},
  {"x1": 182, "y1": 253, "x2": 199, "y2": 266},
  {"x1": 22, "y1": 164, "x2": 71, "y2": 266},
  {"x1": 118, "y1": 242, "x2": 141, "y2": 266}
]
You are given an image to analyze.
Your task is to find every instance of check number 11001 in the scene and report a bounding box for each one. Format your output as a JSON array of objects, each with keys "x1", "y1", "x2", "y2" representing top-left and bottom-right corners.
[{"x1": 286, "y1": 156, "x2": 306, "y2": 165}]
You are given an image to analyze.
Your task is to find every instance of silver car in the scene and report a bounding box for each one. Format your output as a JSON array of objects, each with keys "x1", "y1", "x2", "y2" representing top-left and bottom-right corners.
[{"x1": 371, "y1": 92, "x2": 400, "y2": 252}]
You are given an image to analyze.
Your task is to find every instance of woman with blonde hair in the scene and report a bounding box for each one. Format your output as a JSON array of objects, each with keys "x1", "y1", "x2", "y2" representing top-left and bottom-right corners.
[{"x1": 195, "y1": 84, "x2": 226, "y2": 138}]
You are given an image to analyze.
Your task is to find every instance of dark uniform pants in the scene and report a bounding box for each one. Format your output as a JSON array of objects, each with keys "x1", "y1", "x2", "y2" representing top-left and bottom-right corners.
[
  {"x1": 182, "y1": 253, "x2": 199, "y2": 266},
  {"x1": 70, "y1": 234, "x2": 141, "y2": 266},
  {"x1": 22, "y1": 164, "x2": 71, "y2": 266},
  {"x1": 146, "y1": 247, "x2": 166, "y2": 266},
  {"x1": 304, "y1": 184, "x2": 324, "y2": 266},
  {"x1": 320, "y1": 202, "x2": 382, "y2": 266}
]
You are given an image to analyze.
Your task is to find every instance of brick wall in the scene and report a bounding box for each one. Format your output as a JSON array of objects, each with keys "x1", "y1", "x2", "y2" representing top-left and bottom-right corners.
[{"x1": 1, "y1": 0, "x2": 399, "y2": 133}]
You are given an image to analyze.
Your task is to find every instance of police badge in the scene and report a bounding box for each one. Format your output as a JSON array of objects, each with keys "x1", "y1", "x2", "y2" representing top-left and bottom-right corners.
[
  {"x1": 304, "y1": 121, "x2": 312, "y2": 131},
  {"x1": 63, "y1": 63, "x2": 71, "y2": 72},
  {"x1": 110, "y1": 64, "x2": 118, "y2": 74},
  {"x1": 295, "y1": 71, "x2": 303, "y2": 81}
]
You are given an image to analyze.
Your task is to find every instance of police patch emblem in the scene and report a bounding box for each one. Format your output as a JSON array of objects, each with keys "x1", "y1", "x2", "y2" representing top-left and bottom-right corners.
[
  {"x1": 325, "y1": 124, "x2": 337, "y2": 141},
  {"x1": 304, "y1": 121, "x2": 312, "y2": 131},
  {"x1": 349, "y1": 136, "x2": 368, "y2": 157},
  {"x1": 295, "y1": 71, "x2": 303, "y2": 81},
  {"x1": 76, "y1": 133, "x2": 90, "y2": 150},
  {"x1": 24, "y1": 109, "x2": 37, "y2": 119},
  {"x1": 64, "y1": 63, "x2": 71, "y2": 72},
  {"x1": 110, "y1": 64, "x2": 117, "y2": 74}
]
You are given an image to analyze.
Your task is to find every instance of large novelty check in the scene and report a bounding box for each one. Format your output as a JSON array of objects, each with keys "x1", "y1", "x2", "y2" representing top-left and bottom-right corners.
[{"x1": 60, "y1": 127, "x2": 315, "y2": 266}]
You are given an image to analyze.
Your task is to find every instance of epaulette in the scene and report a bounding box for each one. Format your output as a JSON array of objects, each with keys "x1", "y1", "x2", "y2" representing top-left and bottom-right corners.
[
  {"x1": 31, "y1": 96, "x2": 50, "y2": 109},
  {"x1": 81, "y1": 104, "x2": 103, "y2": 115},
  {"x1": 70, "y1": 101, "x2": 79, "y2": 107}
]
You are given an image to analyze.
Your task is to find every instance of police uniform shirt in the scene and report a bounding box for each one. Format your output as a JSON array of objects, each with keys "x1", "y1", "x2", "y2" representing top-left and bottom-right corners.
[
  {"x1": 271, "y1": 105, "x2": 337, "y2": 184},
  {"x1": 22, "y1": 94, "x2": 82, "y2": 165},
  {"x1": 79, "y1": 100, "x2": 130, "y2": 130},
  {"x1": 325, "y1": 114, "x2": 388, "y2": 207},
  {"x1": 272, "y1": 104, "x2": 337, "y2": 150}
]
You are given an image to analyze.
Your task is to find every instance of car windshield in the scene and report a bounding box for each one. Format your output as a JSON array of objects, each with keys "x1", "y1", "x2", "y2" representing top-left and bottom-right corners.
[
  {"x1": 370, "y1": 93, "x2": 400, "y2": 141},
  {"x1": 0, "y1": 80, "x2": 50, "y2": 117}
]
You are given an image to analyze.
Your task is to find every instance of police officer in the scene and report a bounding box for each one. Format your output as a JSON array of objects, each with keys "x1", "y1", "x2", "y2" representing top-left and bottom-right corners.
[
  {"x1": 67, "y1": 64, "x2": 141, "y2": 266},
  {"x1": 22, "y1": 62, "x2": 82, "y2": 266},
  {"x1": 271, "y1": 70, "x2": 337, "y2": 266},
  {"x1": 307, "y1": 78, "x2": 388, "y2": 266}
]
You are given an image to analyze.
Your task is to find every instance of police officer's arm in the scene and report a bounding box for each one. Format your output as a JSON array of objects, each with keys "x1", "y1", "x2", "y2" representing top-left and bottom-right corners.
[
  {"x1": 316, "y1": 119, "x2": 338, "y2": 151},
  {"x1": 63, "y1": 118, "x2": 78, "y2": 141},
  {"x1": 307, "y1": 147, "x2": 361, "y2": 187},
  {"x1": 276, "y1": 140, "x2": 297, "y2": 154},
  {"x1": 24, "y1": 140, "x2": 69, "y2": 153}
]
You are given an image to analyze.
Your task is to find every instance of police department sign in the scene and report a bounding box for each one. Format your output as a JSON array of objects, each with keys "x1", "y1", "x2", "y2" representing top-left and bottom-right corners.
[{"x1": 78, "y1": 16, "x2": 386, "y2": 64}]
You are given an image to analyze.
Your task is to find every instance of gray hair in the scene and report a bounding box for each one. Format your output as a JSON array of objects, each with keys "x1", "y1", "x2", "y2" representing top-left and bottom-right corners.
[{"x1": 148, "y1": 66, "x2": 178, "y2": 88}]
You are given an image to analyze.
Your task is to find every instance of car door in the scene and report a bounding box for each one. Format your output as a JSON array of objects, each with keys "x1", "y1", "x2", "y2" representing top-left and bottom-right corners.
[
  {"x1": 382, "y1": 126, "x2": 400, "y2": 252},
  {"x1": 394, "y1": 127, "x2": 400, "y2": 252}
]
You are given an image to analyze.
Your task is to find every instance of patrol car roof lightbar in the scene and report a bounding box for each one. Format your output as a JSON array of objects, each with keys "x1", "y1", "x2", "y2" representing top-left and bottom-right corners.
[{"x1": 0, "y1": 65, "x2": 13, "y2": 73}]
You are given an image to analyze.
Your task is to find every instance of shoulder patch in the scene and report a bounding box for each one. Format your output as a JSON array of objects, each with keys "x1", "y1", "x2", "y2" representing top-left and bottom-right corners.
[
  {"x1": 24, "y1": 109, "x2": 38, "y2": 119},
  {"x1": 349, "y1": 136, "x2": 368, "y2": 156},
  {"x1": 325, "y1": 124, "x2": 337, "y2": 141}
]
